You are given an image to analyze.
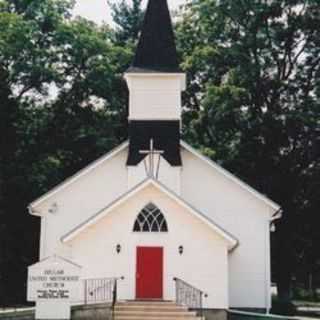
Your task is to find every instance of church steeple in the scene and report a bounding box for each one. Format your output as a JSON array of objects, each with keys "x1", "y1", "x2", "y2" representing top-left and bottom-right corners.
[
  {"x1": 124, "y1": 0, "x2": 186, "y2": 168},
  {"x1": 128, "y1": 0, "x2": 180, "y2": 73}
]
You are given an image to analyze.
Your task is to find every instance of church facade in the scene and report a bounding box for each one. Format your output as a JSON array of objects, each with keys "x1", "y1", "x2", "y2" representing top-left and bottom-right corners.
[{"x1": 28, "y1": 0, "x2": 281, "y2": 313}]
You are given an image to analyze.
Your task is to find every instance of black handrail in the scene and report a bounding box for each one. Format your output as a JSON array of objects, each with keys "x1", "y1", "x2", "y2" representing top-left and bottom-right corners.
[
  {"x1": 83, "y1": 276, "x2": 124, "y2": 306},
  {"x1": 173, "y1": 277, "x2": 207, "y2": 318},
  {"x1": 112, "y1": 276, "x2": 124, "y2": 320}
]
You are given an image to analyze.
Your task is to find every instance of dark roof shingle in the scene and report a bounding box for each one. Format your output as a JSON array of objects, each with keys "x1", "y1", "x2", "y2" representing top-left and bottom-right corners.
[{"x1": 128, "y1": 0, "x2": 181, "y2": 73}]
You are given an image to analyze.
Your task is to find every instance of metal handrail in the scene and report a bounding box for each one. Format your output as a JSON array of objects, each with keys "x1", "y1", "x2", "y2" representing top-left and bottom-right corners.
[
  {"x1": 173, "y1": 277, "x2": 207, "y2": 295},
  {"x1": 173, "y1": 277, "x2": 207, "y2": 318},
  {"x1": 83, "y1": 276, "x2": 124, "y2": 306},
  {"x1": 112, "y1": 276, "x2": 124, "y2": 320}
]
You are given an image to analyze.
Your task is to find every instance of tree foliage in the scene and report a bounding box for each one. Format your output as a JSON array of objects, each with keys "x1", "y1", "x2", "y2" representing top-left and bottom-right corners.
[
  {"x1": 0, "y1": 0, "x2": 319, "y2": 307},
  {"x1": 176, "y1": 0, "x2": 320, "y2": 302},
  {"x1": 108, "y1": 0, "x2": 144, "y2": 45},
  {"x1": 0, "y1": 0, "x2": 133, "y2": 305}
]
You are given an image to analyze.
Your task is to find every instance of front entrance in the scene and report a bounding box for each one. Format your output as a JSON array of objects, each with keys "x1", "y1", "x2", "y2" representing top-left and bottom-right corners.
[{"x1": 136, "y1": 246, "x2": 163, "y2": 299}]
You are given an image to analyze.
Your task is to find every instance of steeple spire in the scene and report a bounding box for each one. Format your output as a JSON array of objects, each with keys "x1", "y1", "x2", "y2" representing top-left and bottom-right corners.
[
  {"x1": 128, "y1": 0, "x2": 180, "y2": 73},
  {"x1": 124, "y1": 0, "x2": 186, "y2": 168}
]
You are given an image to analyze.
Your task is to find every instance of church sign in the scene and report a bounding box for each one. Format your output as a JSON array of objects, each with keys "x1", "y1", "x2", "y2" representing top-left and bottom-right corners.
[{"x1": 27, "y1": 255, "x2": 82, "y2": 319}]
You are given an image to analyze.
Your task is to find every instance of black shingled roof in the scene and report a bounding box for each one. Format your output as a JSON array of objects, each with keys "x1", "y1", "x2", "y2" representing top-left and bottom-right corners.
[{"x1": 127, "y1": 0, "x2": 181, "y2": 73}]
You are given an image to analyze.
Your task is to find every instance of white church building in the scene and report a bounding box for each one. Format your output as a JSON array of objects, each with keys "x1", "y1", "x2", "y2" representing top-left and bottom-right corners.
[{"x1": 28, "y1": 0, "x2": 281, "y2": 315}]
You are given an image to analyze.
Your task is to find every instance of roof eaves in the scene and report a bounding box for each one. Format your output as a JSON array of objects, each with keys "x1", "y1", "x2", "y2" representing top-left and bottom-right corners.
[
  {"x1": 29, "y1": 140, "x2": 129, "y2": 212},
  {"x1": 29, "y1": 254, "x2": 82, "y2": 268},
  {"x1": 62, "y1": 177, "x2": 238, "y2": 250},
  {"x1": 180, "y1": 141, "x2": 280, "y2": 212},
  {"x1": 61, "y1": 177, "x2": 152, "y2": 243},
  {"x1": 126, "y1": 66, "x2": 183, "y2": 74},
  {"x1": 151, "y1": 179, "x2": 239, "y2": 250}
]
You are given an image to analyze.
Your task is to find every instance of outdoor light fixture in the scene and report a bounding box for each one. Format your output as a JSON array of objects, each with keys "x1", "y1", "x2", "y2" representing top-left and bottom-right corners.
[
  {"x1": 270, "y1": 223, "x2": 276, "y2": 232},
  {"x1": 116, "y1": 244, "x2": 121, "y2": 254},
  {"x1": 48, "y1": 202, "x2": 58, "y2": 215},
  {"x1": 178, "y1": 245, "x2": 183, "y2": 255}
]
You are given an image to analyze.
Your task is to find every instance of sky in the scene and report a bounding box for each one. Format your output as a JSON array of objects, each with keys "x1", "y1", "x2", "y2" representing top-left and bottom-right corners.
[{"x1": 73, "y1": 0, "x2": 186, "y2": 25}]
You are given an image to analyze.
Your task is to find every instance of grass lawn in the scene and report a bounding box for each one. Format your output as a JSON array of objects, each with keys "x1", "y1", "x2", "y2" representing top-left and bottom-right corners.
[
  {"x1": 293, "y1": 301, "x2": 320, "y2": 308},
  {"x1": 0, "y1": 308, "x2": 34, "y2": 319}
]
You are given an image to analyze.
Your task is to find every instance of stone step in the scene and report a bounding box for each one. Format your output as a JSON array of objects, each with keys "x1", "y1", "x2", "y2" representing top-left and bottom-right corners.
[
  {"x1": 113, "y1": 301, "x2": 204, "y2": 320},
  {"x1": 115, "y1": 306, "x2": 188, "y2": 312},
  {"x1": 115, "y1": 311, "x2": 197, "y2": 317},
  {"x1": 114, "y1": 317, "x2": 202, "y2": 320},
  {"x1": 118, "y1": 301, "x2": 176, "y2": 306},
  {"x1": 116, "y1": 303, "x2": 180, "y2": 308}
]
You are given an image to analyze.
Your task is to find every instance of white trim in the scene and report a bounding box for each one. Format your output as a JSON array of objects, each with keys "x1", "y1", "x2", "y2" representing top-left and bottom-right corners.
[
  {"x1": 39, "y1": 215, "x2": 46, "y2": 260},
  {"x1": 61, "y1": 178, "x2": 151, "y2": 242},
  {"x1": 28, "y1": 139, "x2": 280, "y2": 216},
  {"x1": 61, "y1": 178, "x2": 238, "y2": 250},
  {"x1": 180, "y1": 141, "x2": 280, "y2": 212},
  {"x1": 154, "y1": 179, "x2": 238, "y2": 249},
  {"x1": 264, "y1": 220, "x2": 271, "y2": 314},
  {"x1": 266, "y1": 216, "x2": 271, "y2": 312},
  {"x1": 128, "y1": 117, "x2": 181, "y2": 121},
  {"x1": 124, "y1": 72, "x2": 186, "y2": 78},
  {"x1": 28, "y1": 141, "x2": 129, "y2": 213},
  {"x1": 124, "y1": 72, "x2": 186, "y2": 91},
  {"x1": 29, "y1": 254, "x2": 82, "y2": 269}
]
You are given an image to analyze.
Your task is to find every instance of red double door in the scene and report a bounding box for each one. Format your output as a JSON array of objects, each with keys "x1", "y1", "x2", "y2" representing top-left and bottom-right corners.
[{"x1": 136, "y1": 247, "x2": 163, "y2": 299}]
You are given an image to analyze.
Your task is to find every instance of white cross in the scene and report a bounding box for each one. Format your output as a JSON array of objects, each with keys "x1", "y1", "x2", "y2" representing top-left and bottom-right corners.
[{"x1": 139, "y1": 139, "x2": 164, "y2": 178}]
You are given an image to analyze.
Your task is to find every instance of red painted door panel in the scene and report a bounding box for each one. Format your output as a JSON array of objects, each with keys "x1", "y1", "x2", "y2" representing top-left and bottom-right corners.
[{"x1": 136, "y1": 247, "x2": 163, "y2": 299}]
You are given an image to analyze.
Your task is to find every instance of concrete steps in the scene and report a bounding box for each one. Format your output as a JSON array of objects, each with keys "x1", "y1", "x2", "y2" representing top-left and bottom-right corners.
[{"x1": 114, "y1": 301, "x2": 203, "y2": 320}]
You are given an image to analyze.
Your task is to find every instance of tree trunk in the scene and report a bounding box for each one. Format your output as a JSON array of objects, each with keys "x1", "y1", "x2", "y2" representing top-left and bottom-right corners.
[{"x1": 275, "y1": 217, "x2": 292, "y2": 302}]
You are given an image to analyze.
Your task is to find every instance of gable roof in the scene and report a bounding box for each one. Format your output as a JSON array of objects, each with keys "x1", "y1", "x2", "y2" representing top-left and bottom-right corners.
[
  {"x1": 181, "y1": 141, "x2": 280, "y2": 211},
  {"x1": 28, "y1": 141, "x2": 129, "y2": 212},
  {"x1": 28, "y1": 254, "x2": 82, "y2": 269},
  {"x1": 61, "y1": 178, "x2": 238, "y2": 251},
  {"x1": 127, "y1": 0, "x2": 181, "y2": 73},
  {"x1": 28, "y1": 140, "x2": 280, "y2": 214}
]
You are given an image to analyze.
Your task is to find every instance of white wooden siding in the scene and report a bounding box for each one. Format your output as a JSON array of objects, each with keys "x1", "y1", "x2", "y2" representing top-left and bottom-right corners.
[{"x1": 70, "y1": 184, "x2": 229, "y2": 308}]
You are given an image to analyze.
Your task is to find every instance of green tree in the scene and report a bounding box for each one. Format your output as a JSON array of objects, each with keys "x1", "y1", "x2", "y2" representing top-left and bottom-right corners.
[
  {"x1": 177, "y1": 0, "x2": 320, "y2": 305},
  {"x1": 0, "y1": 0, "x2": 131, "y2": 305},
  {"x1": 109, "y1": 0, "x2": 144, "y2": 45}
]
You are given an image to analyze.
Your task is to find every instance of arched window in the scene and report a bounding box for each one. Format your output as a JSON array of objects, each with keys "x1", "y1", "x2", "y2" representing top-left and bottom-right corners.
[{"x1": 133, "y1": 203, "x2": 168, "y2": 232}]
